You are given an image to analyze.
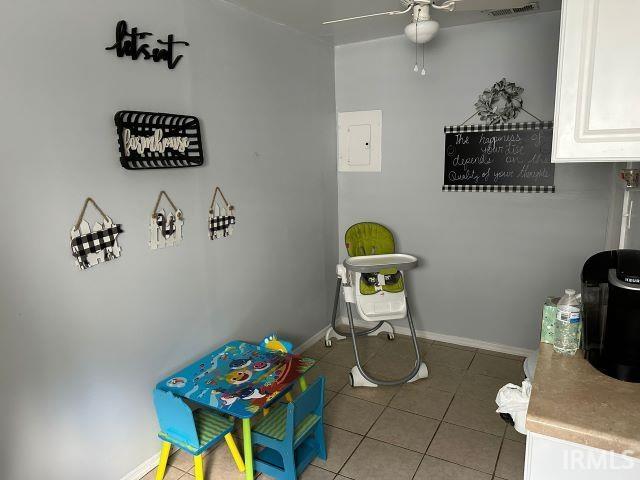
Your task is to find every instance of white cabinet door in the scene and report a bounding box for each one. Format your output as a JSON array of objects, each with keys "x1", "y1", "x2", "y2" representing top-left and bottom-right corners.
[
  {"x1": 526, "y1": 432, "x2": 640, "y2": 480},
  {"x1": 552, "y1": 0, "x2": 640, "y2": 163}
]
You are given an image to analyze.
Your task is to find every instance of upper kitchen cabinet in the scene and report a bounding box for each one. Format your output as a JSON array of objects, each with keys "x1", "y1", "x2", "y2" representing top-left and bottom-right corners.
[{"x1": 552, "y1": 0, "x2": 640, "y2": 163}]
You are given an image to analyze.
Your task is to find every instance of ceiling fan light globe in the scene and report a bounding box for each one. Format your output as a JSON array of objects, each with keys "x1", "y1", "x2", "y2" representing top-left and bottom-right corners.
[{"x1": 404, "y1": 20, "x2": 440, "y2": 44}]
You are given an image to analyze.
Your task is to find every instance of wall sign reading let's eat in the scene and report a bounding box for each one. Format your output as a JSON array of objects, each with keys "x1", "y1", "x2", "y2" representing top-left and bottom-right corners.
[
  {"x1": 114, "y1": 111, "x2": 204, "y2": 170},
  {"x1": 105, "y1": 20, "x2": 189, "y2": 70}
]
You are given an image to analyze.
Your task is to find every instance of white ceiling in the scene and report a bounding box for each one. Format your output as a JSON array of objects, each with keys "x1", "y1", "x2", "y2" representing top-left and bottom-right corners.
[{"x1": 223, "y1": 0, "x2": 562, "y2": 45}]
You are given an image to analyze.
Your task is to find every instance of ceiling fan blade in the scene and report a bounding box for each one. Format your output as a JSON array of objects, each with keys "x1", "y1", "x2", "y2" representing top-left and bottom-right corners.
[
  {"x1": 441, "y1": 0, "x2": 534, "y2": 11},
  {"x1": 323, "y1": 4, "x2": 413, "y2": 25}
]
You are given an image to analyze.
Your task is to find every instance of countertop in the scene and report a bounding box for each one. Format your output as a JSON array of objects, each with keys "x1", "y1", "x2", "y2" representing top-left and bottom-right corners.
[{"x1": 527, "y1": 343, "x2": 640, "y2": 459}]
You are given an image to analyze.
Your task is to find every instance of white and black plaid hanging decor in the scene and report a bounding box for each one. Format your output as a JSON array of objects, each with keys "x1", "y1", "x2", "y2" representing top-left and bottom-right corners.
[
  {"x1": 149, "y1": 191, "x2": 183, "y2": 250},
  {"x1": 208, "y1": 186, "x2": 235, "y2": 240},
  {"x1": 70, "y1": 198, "x2": 123, "y2": 270}
]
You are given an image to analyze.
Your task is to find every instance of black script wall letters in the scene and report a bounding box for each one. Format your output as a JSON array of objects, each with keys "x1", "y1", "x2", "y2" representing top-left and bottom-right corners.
[{"x1": 106, "y1": 20, "x2": 189, "y2": 70}]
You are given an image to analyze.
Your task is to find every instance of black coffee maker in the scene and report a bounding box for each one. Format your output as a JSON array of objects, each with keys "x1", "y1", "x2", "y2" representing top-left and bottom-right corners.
[{"x1": 582, "y1": 249, "x2": 640, "y2": 383}]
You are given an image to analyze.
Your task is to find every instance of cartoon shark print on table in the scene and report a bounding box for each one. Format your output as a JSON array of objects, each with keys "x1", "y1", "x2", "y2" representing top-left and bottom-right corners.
[
  {"x1": 156, "y1": 341, "x2": 316, "y2": 418},
  {"x1": 226, "y1": 369, "x2": 252, "y2": 385},
  {"x1": 194, "y1": 350, "x2": 227, "y2": 384},
  {"x1": 208, "y1": 390, "x2": 220, "y2": 409},
  {"x1": 229, "y1": 358, "x2": 252, "y2": 370},
  {"x1": 166, "y1": 377, "x2": 187, "y2": 388},
  {"x1": 253, "y1": 361, "x2": 271, "y2": 372},
  {"x1": 184, "y1": 384, "x2": 199, "y2": 398}
]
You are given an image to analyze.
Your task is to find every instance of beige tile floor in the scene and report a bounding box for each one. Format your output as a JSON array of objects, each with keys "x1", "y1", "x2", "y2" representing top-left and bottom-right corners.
[{"x1": 143, "y1": 334, "x2": 526, "y2": 480}]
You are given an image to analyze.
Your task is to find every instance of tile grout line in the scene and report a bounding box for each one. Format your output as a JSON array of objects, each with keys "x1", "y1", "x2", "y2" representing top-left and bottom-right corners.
[
  {"x1": 335, "y1": 380, "x2": 435, "y2": 480},
  {"x1": 492, "y1": 431, "x2": 508, "y2": 477},
  {"x1": 308, "y1": 338, "x2": 522, "y2": 480},
  {"x1": 411, "y1": 418, "x2": 446, "y2": 480},
  {"x1": 329, "y1": 387, "x2": 411, "y2": 479}
]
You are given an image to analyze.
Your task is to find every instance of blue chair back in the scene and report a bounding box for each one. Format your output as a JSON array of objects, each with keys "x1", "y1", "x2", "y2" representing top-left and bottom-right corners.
[
  {"x1": 286, "y1": 377, "x2": 324, "y2": 440},
  {"x1": 153, "y1": 389, "x2": 199, "y2": 448}
]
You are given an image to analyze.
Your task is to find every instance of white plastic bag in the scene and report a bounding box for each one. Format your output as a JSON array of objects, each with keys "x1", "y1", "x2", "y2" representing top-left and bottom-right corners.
[{"x1": 495, "y1": 379, "x2": 532, "y2": 434}]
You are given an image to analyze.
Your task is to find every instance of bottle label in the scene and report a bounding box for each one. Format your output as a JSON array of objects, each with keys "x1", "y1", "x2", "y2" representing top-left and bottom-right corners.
[
  {"x1": 558, "y1": 308, "x2": 581, "y2": 324},
  {"x1": 568, "y1": 312, "x2": 580, "y2": 324}
]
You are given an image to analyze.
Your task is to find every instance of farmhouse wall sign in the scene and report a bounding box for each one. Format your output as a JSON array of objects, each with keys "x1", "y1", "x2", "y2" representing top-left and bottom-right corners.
[
  {"x1": 114, "y1": 110, "x2": 204, "y2": 170},
  {"x1": 105, "y1": 20, "x2": 189, "y2": 70}
]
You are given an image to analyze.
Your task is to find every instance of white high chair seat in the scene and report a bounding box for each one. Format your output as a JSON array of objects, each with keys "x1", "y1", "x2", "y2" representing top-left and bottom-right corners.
[{"x1": 344, "y1": 254, "x2": 417, "y2": 323}]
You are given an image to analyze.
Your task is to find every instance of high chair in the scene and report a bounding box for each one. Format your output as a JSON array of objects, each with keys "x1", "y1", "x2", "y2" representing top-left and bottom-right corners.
[
  {"x1": 250, "y1": 377, "x2": 326, "y2": 480},
  {"x1": 325, "y1": 222, "x2": 428, "y2": 388},
  {"x1": 153, "y1": 389, "x2": 245, "y2": 480}
]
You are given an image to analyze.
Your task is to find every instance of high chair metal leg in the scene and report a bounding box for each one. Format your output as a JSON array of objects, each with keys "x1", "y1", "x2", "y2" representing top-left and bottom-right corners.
[
  {"x1": 224, "y1": 433, "x2": 246, "y2": 472},
  {"x1": 155, "y1": 441, "x2": 171, "y2": 480},
  {"x1": 347, "y1": 301, "x2": 427, "y2": 387},
  {"x1": 325, "y1": 277, "x2": 395, "y2": 347},
  {"x1": 193, "y1": 454, "x2": 204, "y2": 480}
]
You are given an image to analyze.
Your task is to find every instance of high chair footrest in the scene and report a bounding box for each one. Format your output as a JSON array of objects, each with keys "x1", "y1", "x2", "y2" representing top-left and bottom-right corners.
[{"x1": 253, "y1": 404, "x2": 320, "y2": 443}]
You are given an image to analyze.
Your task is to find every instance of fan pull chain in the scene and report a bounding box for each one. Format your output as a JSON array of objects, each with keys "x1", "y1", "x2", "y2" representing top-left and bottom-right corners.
[
  {"x1": 421, "y1": 43, "x2": 426, "y2": 76},
  {"x1": 413, "y1": 15, "x2": 419, "y2": 72}
]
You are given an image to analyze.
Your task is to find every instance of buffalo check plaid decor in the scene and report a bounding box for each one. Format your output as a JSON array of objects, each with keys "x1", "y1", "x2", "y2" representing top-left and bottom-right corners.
[
  {"x1": 209, "y1": 215, "x2": 235, "y2": 240},
  {"x1": 71, "y1": 225, "x2": 123, "y2": 269}
]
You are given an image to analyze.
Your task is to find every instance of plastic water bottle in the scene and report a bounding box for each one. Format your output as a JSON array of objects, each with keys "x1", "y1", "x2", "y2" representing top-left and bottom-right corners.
[{"x1": 554, "y1": 289, "x2": 581, "y2": 356}]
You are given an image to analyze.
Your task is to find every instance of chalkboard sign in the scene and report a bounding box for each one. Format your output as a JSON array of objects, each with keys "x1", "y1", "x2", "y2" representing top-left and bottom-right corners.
[{"x1": 443, "y1": 122, "x2": 554, "y2": 193}]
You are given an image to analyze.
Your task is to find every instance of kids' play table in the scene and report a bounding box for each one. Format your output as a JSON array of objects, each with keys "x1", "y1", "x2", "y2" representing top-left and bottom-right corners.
[{"x1": 156, "y1": 340, "x2": 316, "y2": 480}]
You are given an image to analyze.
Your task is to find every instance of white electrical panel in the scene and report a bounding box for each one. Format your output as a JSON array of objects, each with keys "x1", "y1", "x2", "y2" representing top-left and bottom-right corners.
[{"x1": 338, "y1": 110, "x2": 382, "y2": 172}]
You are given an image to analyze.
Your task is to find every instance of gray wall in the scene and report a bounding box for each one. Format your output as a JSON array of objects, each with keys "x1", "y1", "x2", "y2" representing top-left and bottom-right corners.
[
  {"x1": 335, "y1": 12, "x2": 611, "y2": 349},
  {"x1": 0, "y1": 1, "x2": 336, "y2": 479}
]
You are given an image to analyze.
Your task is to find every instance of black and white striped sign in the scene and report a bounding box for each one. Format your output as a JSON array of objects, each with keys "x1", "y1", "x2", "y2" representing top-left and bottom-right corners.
[
  {"x1": 114, "y1": 110, "x2": 204, "y2": 170},
  {"x1": 442, "y1": 185, "x2": 555, "y2": 193},
  {"x1": 443, "y1": 122, "x2": 554, "y2": 193}
]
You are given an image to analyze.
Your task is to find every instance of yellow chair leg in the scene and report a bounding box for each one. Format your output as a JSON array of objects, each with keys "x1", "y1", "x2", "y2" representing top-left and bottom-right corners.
[
  {"x1": 284, "y1": 392, "x2": 294, "y2": 402},
  {"x1": 298, "y1": 376, "x2": 308, "y2": 392},
  {"x1": 225, "y1": 433, "x2": 246, "y2": 472},
  {"x1": 155, "y1": 441, "x2": 171, "y2": 480},
  {"x1": 194, "y1": 454, "x2": 204, "y2": 480}
]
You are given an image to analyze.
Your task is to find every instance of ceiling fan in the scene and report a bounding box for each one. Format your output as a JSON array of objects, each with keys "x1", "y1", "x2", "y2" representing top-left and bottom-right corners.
[
  {"x1": 323, "y1": 1, "x2": 538, "y2": 43},
  {"x1": 323, "y1": 0, "x2": 537, "y2": 75}
]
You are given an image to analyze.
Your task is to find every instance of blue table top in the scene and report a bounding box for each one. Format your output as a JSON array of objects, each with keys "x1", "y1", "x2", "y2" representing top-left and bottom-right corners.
[{"x1": 156, "y1": 341, "x2": 316, "y2": 419}]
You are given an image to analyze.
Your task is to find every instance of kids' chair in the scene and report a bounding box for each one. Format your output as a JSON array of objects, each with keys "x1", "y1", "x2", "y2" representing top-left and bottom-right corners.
[
  {"x1": 250, "y1": 377, "x2": 326, "y2": 480},
  {"x1": 153, "y1": 389, "x2": 245, "y2": 480}
]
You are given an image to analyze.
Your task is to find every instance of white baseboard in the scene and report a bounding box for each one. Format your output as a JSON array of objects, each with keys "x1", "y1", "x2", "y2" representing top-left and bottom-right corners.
[
  {"x1": 396, "y1": 325, "x2": 535, "y2": 358},
  {"x1": 120, "y1": 450, "x2": 162, "y2": 480},
  {"x1": 333, "y1": 316, "x2": 535, "y2": 358},
  {"x1": 294, "y1": 327, "x2": 330, "y2": 354}
]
